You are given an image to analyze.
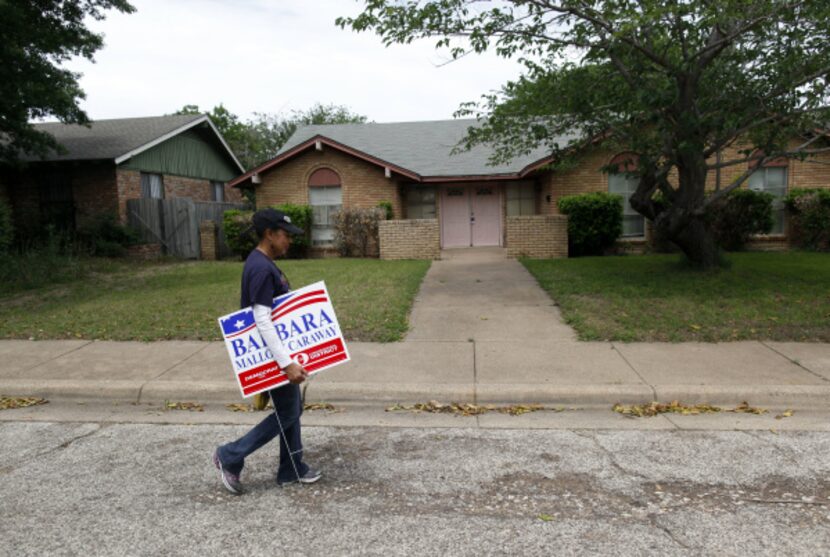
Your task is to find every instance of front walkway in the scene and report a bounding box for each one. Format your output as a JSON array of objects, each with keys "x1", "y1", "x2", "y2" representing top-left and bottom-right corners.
[{"x1": 406, "y1": 247, "x2": 576, "y2": 341}]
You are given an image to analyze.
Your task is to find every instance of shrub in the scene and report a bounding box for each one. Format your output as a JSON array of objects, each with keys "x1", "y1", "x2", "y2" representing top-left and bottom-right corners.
[
  {"x1": 376, "y1": 200, "x2": 394, "y2": 220},
  {"x1": 223, "y1": 209, "x2": 256, "y2": 259},
  {"x1": 785, "y1": 188, "x2": 830, "y2": 251},
  {"x1": 707, "y1": 189, "x2": 774, "y2": 251},
  {"x1": 277, "y1": 203, "x2": 312, "y2": 259},
  {"x1": 0, "y1": 199, "x2": 13, "y2": 254},
  {"x1": 223, "y1": 204, "x2": 313, "y2": 260},
  {"x1": 332, "y1": 207, "x2": 385, "y2": 257},
  {"x1": 557, "y1": 192, "x2": 623, "y2": 256},
  {"x1": 75, "y1": 213, "x2": 140, "y2": 257}
]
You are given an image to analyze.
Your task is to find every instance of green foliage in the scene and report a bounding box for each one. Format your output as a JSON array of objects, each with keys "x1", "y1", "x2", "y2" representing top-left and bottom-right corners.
[
  {"x1": 0, "y1": 258, "x2": 431, "y2": 342},
  {"x1": 376, "y1": 200, "x2": 394, "y2": 220},
  {"x1": 708, "y1": 189, "x2": 774, "y2": 251},
  {"x1": 338, "y1": 1, "x2": 830, "y2": 268},
  {"x1": 222, "y1": 205, "x2": 312, "y2": 260},
  {"x1": 0, "y1": 0, "x2": 135, "y2": 164},
  {"x1": 0, "y1": 199, "x2": 13, "y2": 254},
  {"x1": 557, "y1": 192, "x2": 623, "y2": 256},
  {"x1": 75, "y1": 213, "x2": 140, "y2": 257},
  {"x1": 277, "y1": 204, "x2": 313, "y2": 259},
  {"x1": 176, "y1": 102, "x2": 368, "y2": 170},
  {"x1": 785, "y1": 188, "x2": 830, "y2": 250},
  {"x1": 333, "y1": 208, "x2": 385, "y2": 258},
  {"x1": 523, "y1": 252, "x2": 830, "y2": 342},
  {"x1": 222, "y1": 209, "x2": 256, "y2": 260}
]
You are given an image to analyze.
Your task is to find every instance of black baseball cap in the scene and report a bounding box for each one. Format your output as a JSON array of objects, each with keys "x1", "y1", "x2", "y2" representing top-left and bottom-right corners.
[{"x1": 252, "y1": 208, "x2": 304, "y2": 236}]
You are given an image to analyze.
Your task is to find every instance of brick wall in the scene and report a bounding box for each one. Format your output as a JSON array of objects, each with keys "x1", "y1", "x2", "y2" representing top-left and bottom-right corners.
[
  {"x1": 72, "y1": 162, "x2": 118, "y2": 225},
  {"x1": 256, "y1": 148, "x2": 403, "y2": 216},
  {"x1": 199, "y1": 220, "x2": 218, "y2": 260},
  {"x1": 506, "y1": 215, "x2": 568, "y2": 259},
  {"x1": 126, "y1": 243, "x2": 162, "y2": 260},
  {"x1": 116, "y1": 169, "x2": 244, "y2": 222},
  {"x1": 379, "y1": 219, "x2": 440, "y2": 260}
]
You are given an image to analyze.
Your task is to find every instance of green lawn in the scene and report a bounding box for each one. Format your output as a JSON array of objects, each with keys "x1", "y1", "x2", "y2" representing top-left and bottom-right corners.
[
  {"x1": 522, "y1": 252, "x2": 830, "y2": 342},
  {"x1": 0, "y1": 258, "x2": 431, "y2": 342}
]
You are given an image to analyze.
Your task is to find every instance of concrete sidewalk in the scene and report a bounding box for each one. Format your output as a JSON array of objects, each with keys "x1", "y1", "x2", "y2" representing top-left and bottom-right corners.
[{"x1": 1, "y1": 248, "x2": 829, "y2": 409}]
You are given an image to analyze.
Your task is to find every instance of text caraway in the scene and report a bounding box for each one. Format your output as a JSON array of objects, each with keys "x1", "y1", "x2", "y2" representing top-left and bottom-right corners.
[{"x1": 218, "y1": 281, "x2": 350, "y2": 397}]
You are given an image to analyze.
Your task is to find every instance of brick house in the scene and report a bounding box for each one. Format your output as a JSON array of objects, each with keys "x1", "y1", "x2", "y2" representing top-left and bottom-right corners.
[
  {"x1": 228, "y1": 119, "x2": 830, "y2": 258},
  {"x1": 0, "y1": 114, "x2": 245, "y2": 236}
]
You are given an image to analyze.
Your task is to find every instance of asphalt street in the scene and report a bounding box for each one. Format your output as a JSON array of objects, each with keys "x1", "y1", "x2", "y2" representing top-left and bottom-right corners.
[{"x1": 1, "y1": 406, "x2": 829, "y2": 556}]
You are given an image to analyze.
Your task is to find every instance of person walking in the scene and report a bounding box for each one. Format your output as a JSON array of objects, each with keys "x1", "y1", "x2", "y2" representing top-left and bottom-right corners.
[{"x1": 213, "y1": 208, "x2": 321, "y2": 494}]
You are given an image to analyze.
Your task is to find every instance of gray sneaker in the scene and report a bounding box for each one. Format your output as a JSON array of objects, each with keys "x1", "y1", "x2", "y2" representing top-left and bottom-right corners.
[
  {"x1": 213, "y1": 450, "x2": 243, "y2": 495},
  {"x1": 278, "y1": 466, "x2": 322, "y2": 486}
]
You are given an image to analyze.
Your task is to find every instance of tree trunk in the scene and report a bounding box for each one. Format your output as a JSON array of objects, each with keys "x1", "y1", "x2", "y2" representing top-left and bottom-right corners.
[
  {"x1": 669, "y1": 217, "x2": 721, "y2": 269},
  {"x1": 646, "y1": 146, "x2": 723, "y2": 269}
]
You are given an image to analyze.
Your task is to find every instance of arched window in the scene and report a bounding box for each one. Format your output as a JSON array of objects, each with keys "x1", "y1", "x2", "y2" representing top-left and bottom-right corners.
[
  {"x1": 308, "y1": 168, "x2": 342, "y2": 246},
  {"x1": 608, "y1": 153, "x2": 644, "y2": 237},
  {"x1": 748, "y1": 151, "x2": 788, "y2": 234}
]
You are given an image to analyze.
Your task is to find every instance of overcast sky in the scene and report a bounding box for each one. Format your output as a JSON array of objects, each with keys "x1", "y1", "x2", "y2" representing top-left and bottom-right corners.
[{"x1": 64, "y1": 0, "x2": 524, "y2": 124}]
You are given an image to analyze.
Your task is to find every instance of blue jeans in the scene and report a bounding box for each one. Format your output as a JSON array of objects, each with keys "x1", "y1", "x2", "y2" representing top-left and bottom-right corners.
[{"x1": 217, "y1": 384, "x2": 309, "y2": 483}]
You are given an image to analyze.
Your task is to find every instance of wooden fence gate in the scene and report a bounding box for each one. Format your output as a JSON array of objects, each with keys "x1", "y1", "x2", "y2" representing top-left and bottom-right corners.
[{"x1": 127, "y1": 198, "x2": 246, "y2": 259}]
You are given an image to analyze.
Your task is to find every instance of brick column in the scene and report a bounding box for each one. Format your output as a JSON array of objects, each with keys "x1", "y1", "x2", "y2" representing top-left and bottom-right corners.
[{"x1": 199, "y1": 220, "x2": 218, "y2": 261}]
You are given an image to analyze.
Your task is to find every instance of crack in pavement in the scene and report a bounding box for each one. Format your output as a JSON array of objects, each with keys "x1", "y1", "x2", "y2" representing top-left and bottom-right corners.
[
  {"x1": 574, "y1": 430, "x2": 651, "y2": 482},
  {"x1": 648, "y1": 513, "x2": 694, "y2": 551},
  {"x1": 31, "y1": 424, "x2": 107, "y2": 461},
  {"x1": 759, "y1": 341, "x2": 830, "y2": 383}
]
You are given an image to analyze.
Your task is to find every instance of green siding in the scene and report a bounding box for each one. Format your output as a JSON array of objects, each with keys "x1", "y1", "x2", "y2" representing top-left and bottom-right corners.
[{"x1": 120, "y1": 129, "x2": 238, "y2": 181}]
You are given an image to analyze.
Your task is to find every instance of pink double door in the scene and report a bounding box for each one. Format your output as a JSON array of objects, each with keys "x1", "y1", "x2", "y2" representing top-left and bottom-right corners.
[{"x1": 440, "y1": 185, "x2": 501, "y2": 248}]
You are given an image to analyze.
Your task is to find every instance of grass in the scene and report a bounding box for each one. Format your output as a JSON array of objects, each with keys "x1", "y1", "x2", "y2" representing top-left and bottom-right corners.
[
  {"x1": 0, "y1": 257, "x2": 431, "y2": 343},
  {"x1": 522, "y1": 252, "x2": 830, "y2": 342}
]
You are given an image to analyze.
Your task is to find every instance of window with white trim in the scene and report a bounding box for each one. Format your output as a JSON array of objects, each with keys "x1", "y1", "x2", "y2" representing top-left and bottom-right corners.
[
  {"x1": 406, "y1": 186, "x2": 436, "y2": 219},
  {"x1": 505, "y1": 183, "x2": 535, "y2": 216},
  {"x1": 308, "y1": 168, "x2": 342, "y2": 246},
  {"x1": 140, "y1": 172, "x2": 164, "y2": 199},
  {"x1": 608, "y1": 153, "x2": 645, "y2": 237},
  {"x1": 609, "y1": 174, "x2": 645, "y2": 237},
  {"x1": 748, "y1": 166, "x2": 787, "y2": 234}
]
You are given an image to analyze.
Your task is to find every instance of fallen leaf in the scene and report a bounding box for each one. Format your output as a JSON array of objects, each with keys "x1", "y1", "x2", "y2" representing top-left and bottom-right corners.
[
  {"x1": 386, "y1": 401, "x2": 554, "y2": 417},
  {"x1": 164, "y1": 401, "x2": 203, "y2": 412},
  {"x1": 613, "y1": 400, "x2": 722, "y2": 418},
  {"x1": 775, "y1": 409, "x2": 794, "y2": 419},
  {"x1": 728, "y1": 401, "x2": 768, "y2": 415},
  {"x1": 0, "y1": 396, "x2": 49, "y2": 410},
  {"x1": 226, "y1": 403, "x2": 254, "y2": 412},
  {"x1": 538, "y1": 514, "x2": 555, "y2": 522},
  {"x1": 304, "y1": 402, "x2": 339, "y2": 412},
  {"x1": 689, "y1": 324, "x2": 702, "y2": 331}
]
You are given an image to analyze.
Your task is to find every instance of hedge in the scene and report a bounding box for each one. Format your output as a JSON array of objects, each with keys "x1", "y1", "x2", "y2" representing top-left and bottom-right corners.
[
  {"x1": 557, "y1": 192, "x2": 623, "y2": 256},
  {"x1": 222, "y1": 204, "x2": 313, "y2": 259},
  {"x1": 785, "y1": 188, "x2": 830, "y2": 251}
]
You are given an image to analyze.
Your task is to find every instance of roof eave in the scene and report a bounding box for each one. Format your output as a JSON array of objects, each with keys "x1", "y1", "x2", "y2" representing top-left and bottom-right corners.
[{"x1": 228, "y1": 135, "x2": 421, "y2": 187}]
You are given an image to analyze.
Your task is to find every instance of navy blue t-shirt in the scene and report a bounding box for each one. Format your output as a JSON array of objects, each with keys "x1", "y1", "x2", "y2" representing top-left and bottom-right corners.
[{"x1": 240, "y1": 249, "x2": 290, "y2": 309}]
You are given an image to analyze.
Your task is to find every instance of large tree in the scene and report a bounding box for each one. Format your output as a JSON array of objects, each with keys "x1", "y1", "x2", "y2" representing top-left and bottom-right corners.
[
  {"x1": 177, "y1": 103, "x2": 368, "y2": 170},
  {"x1": 0, "y1": 0, "x2": 135, "y2": 164},
  {"x1": 338, "y1": 0, "x2": 830, "y2": 267}
]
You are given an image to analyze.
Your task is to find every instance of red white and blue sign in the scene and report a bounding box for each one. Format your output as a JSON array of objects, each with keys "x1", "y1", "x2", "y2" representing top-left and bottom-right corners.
[{"x1": 218, "y1": 281, "x2": 350, "y2": 398}]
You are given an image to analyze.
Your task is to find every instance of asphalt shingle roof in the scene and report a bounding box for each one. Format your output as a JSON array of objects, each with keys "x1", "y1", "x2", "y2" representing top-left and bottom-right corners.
[
  {"x1": 27, "y1": 114, "x2": 205, "y2": 162},
  {"x1": 279, "y1": 119, "x2": 581, "y2": 177}
]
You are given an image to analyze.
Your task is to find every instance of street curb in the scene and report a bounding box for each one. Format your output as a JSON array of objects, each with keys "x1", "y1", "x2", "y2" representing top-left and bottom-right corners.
[{"x1": 2, "y1": 379, "x2": 829, "y2": 410}]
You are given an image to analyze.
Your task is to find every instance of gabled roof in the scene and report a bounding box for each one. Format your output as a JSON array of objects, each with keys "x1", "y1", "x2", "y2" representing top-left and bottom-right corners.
[
  {"x1": 230, "y1": 119, "x2": 581, "y2": 187},
  {"x1": 27, "y1": 114, "x2": 245, "y2": 172}
]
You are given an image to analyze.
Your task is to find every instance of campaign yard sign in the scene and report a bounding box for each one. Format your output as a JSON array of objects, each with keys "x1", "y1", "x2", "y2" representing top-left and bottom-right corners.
[{"x1": 218, "y1": 281, "x2": 350, "y2": 398}]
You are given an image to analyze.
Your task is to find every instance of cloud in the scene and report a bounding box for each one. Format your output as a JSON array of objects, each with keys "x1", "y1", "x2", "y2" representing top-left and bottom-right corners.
[{"x1": 64, "y1": 0, "x2": 522, "y2": 122}]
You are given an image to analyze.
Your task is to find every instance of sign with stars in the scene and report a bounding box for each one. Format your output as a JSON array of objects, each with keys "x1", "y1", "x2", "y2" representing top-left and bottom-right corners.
[{"x1": 217, "y1": 281, "x2": 350, "y2": 397}]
